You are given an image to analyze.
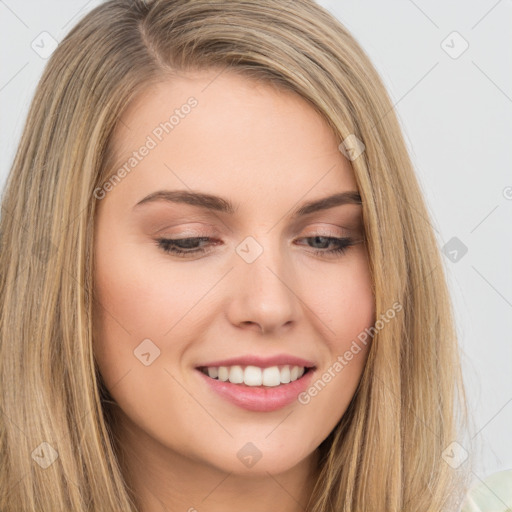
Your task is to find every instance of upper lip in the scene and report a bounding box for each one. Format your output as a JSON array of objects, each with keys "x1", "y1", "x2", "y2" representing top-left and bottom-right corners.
[{"x1": 196, "y1": 354, "x2": 316, "y2": 369}]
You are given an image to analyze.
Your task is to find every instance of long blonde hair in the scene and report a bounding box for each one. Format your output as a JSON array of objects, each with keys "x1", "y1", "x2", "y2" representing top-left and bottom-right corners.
[{"x1": 0, "y1": 0, "x2": 468, "y2": 510}]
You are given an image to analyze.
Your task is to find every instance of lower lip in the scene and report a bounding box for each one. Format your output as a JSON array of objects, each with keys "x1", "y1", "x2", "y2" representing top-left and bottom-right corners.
[{"x1": 196, "y1": 368, "x2": 316, "y2": 412}]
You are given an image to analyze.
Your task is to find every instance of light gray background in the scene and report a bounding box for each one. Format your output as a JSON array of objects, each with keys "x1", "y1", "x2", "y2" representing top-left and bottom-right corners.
[{"x1": 1, "y1": 0, "x2": 510, "y2": 485}]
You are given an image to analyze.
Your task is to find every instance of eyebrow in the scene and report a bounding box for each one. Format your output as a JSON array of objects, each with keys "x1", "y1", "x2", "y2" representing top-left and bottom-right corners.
[{"x1": 133, "y1": 189, "x2": 362, "y2": 217}]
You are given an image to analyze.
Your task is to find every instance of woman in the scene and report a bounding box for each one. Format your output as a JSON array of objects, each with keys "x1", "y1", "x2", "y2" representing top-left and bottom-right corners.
[{"x1": 0, "y1": 0, "x2": 472, "y2": 510}]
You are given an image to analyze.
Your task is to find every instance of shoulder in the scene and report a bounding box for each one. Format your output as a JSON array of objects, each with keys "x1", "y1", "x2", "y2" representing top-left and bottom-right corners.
[{"x1": 460, "y1": 469, "x2": 512, "y2": 512}]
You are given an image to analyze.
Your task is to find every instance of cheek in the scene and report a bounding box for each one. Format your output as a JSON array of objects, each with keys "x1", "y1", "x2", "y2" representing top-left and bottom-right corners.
[
  {"x1": 91, "y1": 238, "x2": 207, "y2": 441},
  {"x1": 299, "y1": 250, "x2": 375, "y2": 400},
  {"x1": 293, "y1": 274, "x2": 373, "y2": 436},
  {"x1": 93, "y1": 220, "x2": 214, "y2": 338},
  {"x1": 307, "y1": 249, "x2": 375, "y2": 348},
  {"x1": 91, "y1": 229, "x2": 196, "y2": 389}
]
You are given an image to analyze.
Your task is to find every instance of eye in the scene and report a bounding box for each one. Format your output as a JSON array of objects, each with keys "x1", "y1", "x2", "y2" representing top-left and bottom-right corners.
[
  {"x1": 155, "y1": 237, "x2": 215, "y2": 258},
  {"x1": 295, "y1": 236, "x2": 356, "y2": 257},
  {"x1": 155, "y1": 235, "x2": 359, "y2": 259}
]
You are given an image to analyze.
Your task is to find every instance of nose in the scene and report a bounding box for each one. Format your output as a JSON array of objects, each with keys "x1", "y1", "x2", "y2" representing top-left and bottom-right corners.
[{"x1": 225, "y1": 238, "x2": 302, "y2": 334}]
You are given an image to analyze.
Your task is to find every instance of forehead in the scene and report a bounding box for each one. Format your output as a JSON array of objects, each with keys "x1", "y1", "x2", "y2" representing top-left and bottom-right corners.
[{"x1": 103, "y1": 69, "x2": 358, "y2": 213}]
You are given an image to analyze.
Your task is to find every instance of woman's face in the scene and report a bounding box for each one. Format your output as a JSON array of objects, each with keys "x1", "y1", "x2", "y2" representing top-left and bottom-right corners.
[{"x1": 93, "y1": 69, "x2": 375, "y2": 478}]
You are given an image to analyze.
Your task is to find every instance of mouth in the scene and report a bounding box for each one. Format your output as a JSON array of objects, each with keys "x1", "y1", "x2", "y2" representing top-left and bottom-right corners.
[
  {"x1": 195, "y1": 363, "x2": 317, "y2": 412},
  {"x1": 196, "y1": 364, "x2": 315, "y2": 388}
]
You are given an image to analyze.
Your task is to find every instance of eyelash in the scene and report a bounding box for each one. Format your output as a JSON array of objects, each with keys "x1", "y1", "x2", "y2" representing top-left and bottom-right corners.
[{"x1": 155, "y1": 235, "x2": 356, "y2": 259}]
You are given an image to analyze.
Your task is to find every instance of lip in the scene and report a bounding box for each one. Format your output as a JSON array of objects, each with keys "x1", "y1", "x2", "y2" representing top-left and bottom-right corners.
[
  {"x1": 195, "y1": 354, "x2": 316, "y2": 369},
  {"x1": 196, "y1": 366, "x2": 316, "y2": 412}
]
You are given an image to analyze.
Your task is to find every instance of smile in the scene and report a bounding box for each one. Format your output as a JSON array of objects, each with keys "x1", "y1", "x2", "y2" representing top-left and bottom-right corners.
[
  {"x1": 196, "y1": 365, "x2": 316, "y2": 412},
  {"x1": 198, "y1": 364, "x2": 309, "y2": 387}
]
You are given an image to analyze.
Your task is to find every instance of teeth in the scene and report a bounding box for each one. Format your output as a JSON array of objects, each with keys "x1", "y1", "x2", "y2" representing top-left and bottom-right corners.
[
  {"x1": 244, "y1": 365, "x2": 262, "y2": 386},
  {"x1": 218, "y1": 366, "x2": 229, "y2": 381},
  {"x1": 200, "y1": 364, "x2": 309, "y2": 386},
  {"x1": 280, "y1": 365, "x2": 291, "y2": 383},
  {"x1": 207, "y1": 367, "x2": 218, "y2": 379},
  {"x1": 228, "y1": 365, "x2": 244, "y2": 384},
  {"x1": 262, "y1": 367, "x2": 281, "y2": 387}
]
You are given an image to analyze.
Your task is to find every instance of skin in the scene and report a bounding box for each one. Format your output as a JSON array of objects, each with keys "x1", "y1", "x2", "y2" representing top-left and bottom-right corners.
[{"x1": 92, "y1": 69, "x2": 376, "y2": 512}]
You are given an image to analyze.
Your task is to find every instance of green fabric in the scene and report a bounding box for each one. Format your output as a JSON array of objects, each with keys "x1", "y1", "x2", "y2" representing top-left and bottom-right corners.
[{"x1": 461, "y1": 470, "x2": 512, "y2": 512}]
